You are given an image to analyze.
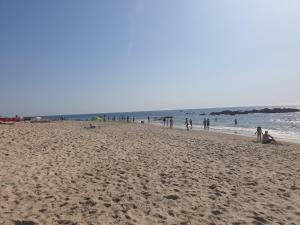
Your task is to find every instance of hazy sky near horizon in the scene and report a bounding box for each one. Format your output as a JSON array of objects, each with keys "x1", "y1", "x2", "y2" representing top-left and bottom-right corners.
[{"x1": 1, "y1": 0, "x2": 300, "y2": 116}]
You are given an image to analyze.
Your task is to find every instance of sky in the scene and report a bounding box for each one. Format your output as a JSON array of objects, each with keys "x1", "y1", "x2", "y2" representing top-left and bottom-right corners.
[{"x1": 1, "y1": 0, "x2": 300, "y2": 116}]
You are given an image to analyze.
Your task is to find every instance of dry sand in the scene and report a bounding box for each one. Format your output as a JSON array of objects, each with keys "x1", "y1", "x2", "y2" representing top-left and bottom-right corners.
[{"x1": 0, "y1": 121, "x2": 299, "y2": 225}]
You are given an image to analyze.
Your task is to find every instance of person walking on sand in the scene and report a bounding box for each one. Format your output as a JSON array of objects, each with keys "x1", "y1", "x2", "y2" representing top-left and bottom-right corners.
[
  {"x1": 255, "y1": 126, "x2": 263, "y2": 142},
  {"x1": 185, "y1": 118, "x2": 189, "y2": 131},
  {"x1": 207, "y1": 119, "x2": 210, "y2": 130},
  {"x1": 133, "y1": 116, "x2": 135, "y2": 123},
  {"x1": 167, "y1": 119, "x2": 169, "y2": 127},
  {"x1": 189, "y1": 119, "x2": 193, "y2": 130},
  {"x1": 163, "y1": 117, "x2": 166, "y2": 126},
  {"x1": 148, "y1": 116, "x2": 150, "y2": 123},
  {"x1": 262, "y1": 131, "x2": 277, "y2": 144}
]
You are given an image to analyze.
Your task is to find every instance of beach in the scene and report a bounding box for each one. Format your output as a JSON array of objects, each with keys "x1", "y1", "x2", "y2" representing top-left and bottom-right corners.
[{"x1": 0, "y1": 121, "x2": 299, "y2": 225}]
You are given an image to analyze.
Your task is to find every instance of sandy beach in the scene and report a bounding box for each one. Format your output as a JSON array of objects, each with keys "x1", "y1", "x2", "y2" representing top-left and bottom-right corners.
[{"x1": 0, "y1": 121, "x2": 299, "y2": 225}]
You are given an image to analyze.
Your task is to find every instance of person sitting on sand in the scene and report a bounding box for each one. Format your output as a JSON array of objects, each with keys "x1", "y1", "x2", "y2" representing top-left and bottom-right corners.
[
  {"x1": 89, "y1": 124, "x2": 96, "y2": 129},
  {"x1": 255, "y1": 126, "x2": 263, "y2": 142},
  {"x1": 262, "y1": 131, "x2": 277, "y2": 144}
]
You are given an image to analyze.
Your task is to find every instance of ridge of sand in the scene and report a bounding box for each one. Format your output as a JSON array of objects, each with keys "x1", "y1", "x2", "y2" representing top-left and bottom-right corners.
[{"x1": 0, "y1": 121, "x2": 299, "y2": 225}]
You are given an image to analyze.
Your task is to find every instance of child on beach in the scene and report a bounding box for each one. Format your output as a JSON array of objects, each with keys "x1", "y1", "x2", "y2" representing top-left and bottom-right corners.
[{"x1": 255, "y1": 126, "x2": 263, "y2": 142}]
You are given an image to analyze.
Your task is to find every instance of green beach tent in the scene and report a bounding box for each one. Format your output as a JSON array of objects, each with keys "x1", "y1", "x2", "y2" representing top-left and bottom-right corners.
[{"x1": 91, "y1": 116, "x2": 103, "y2": 121}]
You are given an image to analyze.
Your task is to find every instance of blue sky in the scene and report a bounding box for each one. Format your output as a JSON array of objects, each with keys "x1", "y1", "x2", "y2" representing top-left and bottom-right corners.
[{"x1": 1, "y1": 0, "x2": 300, "y2": 116}]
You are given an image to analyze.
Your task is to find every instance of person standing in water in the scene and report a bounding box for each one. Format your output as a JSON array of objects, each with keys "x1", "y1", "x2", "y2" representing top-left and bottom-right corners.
[
  {"x1": 148, "y1": 116, "x2": 150, "y2": 123},
  {"x1": 203, "y1": 118, "x2": 207, "y2": 129},
  {"x1": 189, "y1": 119, "x2": 193, "y2": 130},
  {"x1": 207, "y1": 119, "x2": 210, "y2": 130},
  {"x1": 235, "y1": 118, "x2": 238, "y2": 125},
  {"x1": 185, "y1": 118, "x2": 189, "y2": 131},
  {"x1": 170, "y1": 118, "x2": 173, "y2": 128},
  {"x1": 163, "y1": 118, "x2": 166, "y2": 126},
  {"x1": 133, "y1": 116, "x2": 135, "y2": 123}
]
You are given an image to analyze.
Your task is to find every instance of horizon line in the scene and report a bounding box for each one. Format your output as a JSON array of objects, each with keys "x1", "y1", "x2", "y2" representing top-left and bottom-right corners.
[{"x1": 22, "y1": 103, "x2": 300, "y2": 118}]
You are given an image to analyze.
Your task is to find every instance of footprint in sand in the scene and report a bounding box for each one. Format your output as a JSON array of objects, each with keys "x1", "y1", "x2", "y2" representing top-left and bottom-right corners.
[
  {"x1": 164, "y1": 194, "x2": 179, "y2": 200},
  {"x1": 252, "y1": 212, "x2": 268, "y2": 225},
  {"x1": 13, "y1": 220, "x2": 38, "y2": 225},
  {"x1": 57, "y1": 220, "x2": 77, "y2": 225}
]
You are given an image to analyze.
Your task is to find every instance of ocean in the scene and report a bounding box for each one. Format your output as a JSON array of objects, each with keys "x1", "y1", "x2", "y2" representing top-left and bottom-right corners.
[{"x1": 46, "y1": 105, "x2": 300, "y2": 143}]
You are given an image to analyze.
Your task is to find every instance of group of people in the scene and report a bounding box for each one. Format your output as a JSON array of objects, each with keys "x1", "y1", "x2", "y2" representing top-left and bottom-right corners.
[
  {"x1": 163, "y1": 117, "x2": 174, "y2": 128},
  {"x1": 255, "y1": 126, "x2": 277, "y2": 144},
  {"x1": 184, "y1": 118, "x2": 211, "y2": 131},
  {"x1": 203, "y1": 118, "x2": 210, "y2": 130},
  {"x1": 184, "y1": 118, "x2": 193, "y2": 130},
  {"x1": 99, "y1": 114, "x2": 277, "y2": 145},
  {"x1": 183, "y1": 118, "x2": 277, "y2": 145},
  {"x1": 99, "y1": 115, "x2": 136, "y2": 123}
]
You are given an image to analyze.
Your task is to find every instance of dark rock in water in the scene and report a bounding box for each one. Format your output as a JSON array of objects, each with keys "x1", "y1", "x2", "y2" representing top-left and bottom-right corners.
[
  {"x1": 210, "y1": 108, "x2": 300, "y2": 116},
  {"x1": 200, "y1": 113, "x2": 206, "y2": 116}
]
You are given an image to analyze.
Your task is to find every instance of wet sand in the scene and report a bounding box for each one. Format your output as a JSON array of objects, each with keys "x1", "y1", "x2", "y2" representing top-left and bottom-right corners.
[{"x1": 0, "y1": 121, "x2": 299, "y2": 225}]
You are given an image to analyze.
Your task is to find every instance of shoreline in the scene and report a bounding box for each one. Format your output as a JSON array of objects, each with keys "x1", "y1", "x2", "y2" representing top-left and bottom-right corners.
[{"x1": 144, "y1": 121, "x2": 300, "y2": 145}]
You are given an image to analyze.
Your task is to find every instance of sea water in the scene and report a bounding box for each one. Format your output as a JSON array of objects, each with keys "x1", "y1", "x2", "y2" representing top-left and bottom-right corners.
[{"x1": 46, "y1": 105, "x2": 300, "y2": 143}]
